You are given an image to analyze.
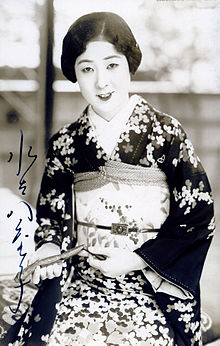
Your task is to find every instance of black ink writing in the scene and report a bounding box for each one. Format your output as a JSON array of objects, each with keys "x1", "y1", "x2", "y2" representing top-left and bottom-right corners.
[
  {"x1": 7, "y1": 152, "x2": 13, "y2": 162},
  {"x1": 8, "y1": 129, "x2": 37, "y2": 196},
  {"x1": 9, "y1": 200, "x2": 33, "y2": 314},
  {"x1": 6, "y1": 130, "x2": 36, "y2": 314}
]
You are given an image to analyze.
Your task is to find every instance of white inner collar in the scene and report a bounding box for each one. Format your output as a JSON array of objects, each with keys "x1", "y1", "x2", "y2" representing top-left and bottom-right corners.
[{"x1": 88, "y1": 94, "x2": 139, "y2": 156}]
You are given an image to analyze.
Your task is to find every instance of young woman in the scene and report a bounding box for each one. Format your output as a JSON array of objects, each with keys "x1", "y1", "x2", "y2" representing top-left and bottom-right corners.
[{"x1": 3, "y1": 11, "x2": 215, "y2": 345}]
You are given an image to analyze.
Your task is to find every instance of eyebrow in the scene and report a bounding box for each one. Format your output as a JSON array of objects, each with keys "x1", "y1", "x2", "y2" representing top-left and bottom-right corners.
[
  {"x1": 76, "y1": 55, "x2": 122, "y2": 66},
  {"x1": 104, "y1": 55, "x2": 122, "y2": 61}
]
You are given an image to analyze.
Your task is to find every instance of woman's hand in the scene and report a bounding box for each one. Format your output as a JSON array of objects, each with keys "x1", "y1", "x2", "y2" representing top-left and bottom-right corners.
[
  {"x1": 28, "y1": 243, "x2": 62, "y2": 285},
  {"x1": 87, "y1": 246, "x2": 146, "y2": 278}
]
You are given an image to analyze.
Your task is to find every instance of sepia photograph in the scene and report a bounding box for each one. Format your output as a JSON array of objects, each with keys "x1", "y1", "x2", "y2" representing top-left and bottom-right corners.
[{"x1": 0, "y1": 0, "x2": 220, "y2": 344}]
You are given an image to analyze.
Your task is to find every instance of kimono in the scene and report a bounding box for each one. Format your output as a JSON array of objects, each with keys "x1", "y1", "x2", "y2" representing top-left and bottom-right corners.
[{"x1": 2, "y1": 95, "x2": 215, "y2": 345}]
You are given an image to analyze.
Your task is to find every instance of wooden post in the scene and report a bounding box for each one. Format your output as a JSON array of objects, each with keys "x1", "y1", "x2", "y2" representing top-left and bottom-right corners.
[
  {"x1": 33, "y1": 0, "x2": 54, "y2": 204},
  {"x1": 44, "y1": 0, "x2": 54, "y2": 150}
]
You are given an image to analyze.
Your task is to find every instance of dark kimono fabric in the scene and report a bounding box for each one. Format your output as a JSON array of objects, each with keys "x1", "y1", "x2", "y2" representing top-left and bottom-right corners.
[{"x1": 2, "y1": 95, "x2": 215, "y2": 345}]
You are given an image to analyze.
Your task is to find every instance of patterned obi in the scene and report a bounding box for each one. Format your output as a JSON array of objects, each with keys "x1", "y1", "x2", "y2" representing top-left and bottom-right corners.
[{"x1": 73, "y1": 161, "x2": 170, "y2": 296}]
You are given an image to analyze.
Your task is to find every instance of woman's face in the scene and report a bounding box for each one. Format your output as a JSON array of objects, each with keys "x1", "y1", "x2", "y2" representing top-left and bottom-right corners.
[{"x1": 75, "y1": 41, "x2": 131, "y2": 121}]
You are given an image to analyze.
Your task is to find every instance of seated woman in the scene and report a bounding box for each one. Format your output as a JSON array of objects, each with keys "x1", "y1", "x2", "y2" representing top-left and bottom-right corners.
[{"x1": 1, "y1": 11, "x2": 215, "y2": 346}]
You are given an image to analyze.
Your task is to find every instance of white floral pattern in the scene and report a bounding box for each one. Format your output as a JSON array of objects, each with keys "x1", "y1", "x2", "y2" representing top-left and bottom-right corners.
[
  {"x1": 1, "y1": 95, "x2": 215, "y2": 346},
  {"x1": 173, "y1": 179, "x2": 213, "y2": 215},
  {"x1": 48, "y1": 258, "x2": 175, "y2": 346}
]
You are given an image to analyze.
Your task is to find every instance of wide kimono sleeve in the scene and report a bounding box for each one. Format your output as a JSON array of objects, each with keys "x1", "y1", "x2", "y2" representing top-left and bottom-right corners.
[
  {"x1": 34, "y1": 130, "x2": 74, "y2": 250},
  {"x1": 135, "y1": 118, "x2": 215, "y2": 298}
]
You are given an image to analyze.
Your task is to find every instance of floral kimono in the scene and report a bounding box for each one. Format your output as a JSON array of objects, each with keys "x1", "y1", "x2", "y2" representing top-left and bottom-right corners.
[{"x1": 2, "y1": 95, "x2": 215, "y2": 345}]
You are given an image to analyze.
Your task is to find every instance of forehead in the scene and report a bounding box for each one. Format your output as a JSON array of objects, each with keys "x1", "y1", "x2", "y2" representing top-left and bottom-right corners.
[{"x1": 75, "y1": 41, "x2": 124, "y2": 63}]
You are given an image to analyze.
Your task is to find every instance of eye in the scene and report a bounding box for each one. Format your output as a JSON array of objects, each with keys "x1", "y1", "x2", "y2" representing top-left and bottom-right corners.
[
  {"x1": 82, "y1": 67, "x2": 94, "y2": 73},
  {"x1": 107, "y1": 63, "x2": 118, "y2": 70}
]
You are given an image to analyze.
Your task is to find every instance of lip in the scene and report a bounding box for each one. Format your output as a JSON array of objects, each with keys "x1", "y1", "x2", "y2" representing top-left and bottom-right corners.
[{"x1": 97, "y1": 91, "x2": 114, "y2": 101}]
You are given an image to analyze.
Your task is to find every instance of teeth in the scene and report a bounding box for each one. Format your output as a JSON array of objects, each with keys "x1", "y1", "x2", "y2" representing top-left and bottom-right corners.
[{"x1": 99, "y1": 93, "x2": 111, "y2": 97}]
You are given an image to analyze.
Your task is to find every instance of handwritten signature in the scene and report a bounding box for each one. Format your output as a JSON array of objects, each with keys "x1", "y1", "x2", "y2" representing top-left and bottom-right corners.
[
  {"x1": 7, "y1": 202, "x2": 33, "y2": 314},
  {"x1": 7, "y1": 129, "x2": 37, "y2": 314},
  {"x1": 8, "y1": 129, "x2": 37, "y2": 196}
]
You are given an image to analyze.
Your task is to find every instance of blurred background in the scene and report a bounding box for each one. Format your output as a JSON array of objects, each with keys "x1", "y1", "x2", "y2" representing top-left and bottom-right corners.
[{"x1": 0, "y1": 0, "x2": 220, "y2": 327}]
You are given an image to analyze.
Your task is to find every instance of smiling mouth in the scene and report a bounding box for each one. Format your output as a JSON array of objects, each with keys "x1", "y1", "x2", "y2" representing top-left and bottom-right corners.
[{"x1": 97, "y1": 92, "x2": 114, "y2": 101}]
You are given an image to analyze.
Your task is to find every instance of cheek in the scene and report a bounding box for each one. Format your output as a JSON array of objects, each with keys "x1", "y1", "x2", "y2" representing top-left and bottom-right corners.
[
  {"x1": 80, "y1": 86, "x2": 91, "y2": 99},
  {"x1": 77, "y1": 76, "x2": 92, "y2": 94},
  {"x1": 78, "y1": 80, "x2": 95, "y2": 103},
  {"x1": 117, "y1": 72, "x2": 130, "y2": 89},
  {"x1": 117, "y1": 66, "x2": 130, "y2": 83}
]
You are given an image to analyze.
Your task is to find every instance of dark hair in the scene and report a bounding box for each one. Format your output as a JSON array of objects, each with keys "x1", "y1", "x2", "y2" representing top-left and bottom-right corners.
[{"x1": 61, "y1": 12, "x2": 142, "y2": 83}]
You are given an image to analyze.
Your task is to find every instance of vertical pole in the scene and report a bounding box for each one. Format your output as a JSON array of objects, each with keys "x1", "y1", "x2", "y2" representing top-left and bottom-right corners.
[
  {"x1": 33, "y1": 0, "x2": 54, "y2": 205},
  {"x1": 44, "y1": 0, "x2": 54, "y2": 150}
]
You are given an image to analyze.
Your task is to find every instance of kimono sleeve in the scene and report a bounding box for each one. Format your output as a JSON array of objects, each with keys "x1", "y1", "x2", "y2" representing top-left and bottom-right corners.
[
  {"x1": 135, "y1": 120, "x2": 215, "y2": 297},
  {"x1": 34, "y1": 133, "x2": 73, "y2": 250}
]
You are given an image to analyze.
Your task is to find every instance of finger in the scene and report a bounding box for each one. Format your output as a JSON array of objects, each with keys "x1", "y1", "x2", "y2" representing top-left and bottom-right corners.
[
  {"x1": 87, "y1": 254, "x2": 103, "y2": 270},
  {"x1": 32, "y1": 265, "x2": 41, "y2": 285},
  {"x1": 52, "y1": 263, "x2": 62, "y2": 277},
  {"x1": 78, "y1": 249, "x2": 88, "y2": 257},
  {"x1": 87, "y1": 246, "x2": 110, "y2": 257},
  {"x1": 39, "y1": 266, "x2": 47, "y2": 281},
  {"x1": 45, "y1": 265, "x2": 54, "y2": 279}
]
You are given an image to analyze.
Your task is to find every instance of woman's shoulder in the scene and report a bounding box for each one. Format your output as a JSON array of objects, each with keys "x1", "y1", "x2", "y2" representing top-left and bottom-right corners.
[
  {"x1": 137, "y1": 94, "x2": 186, "y2": 138},
  {"x1": 49, "y1": 107, "x2": 88, "y2": 143}
]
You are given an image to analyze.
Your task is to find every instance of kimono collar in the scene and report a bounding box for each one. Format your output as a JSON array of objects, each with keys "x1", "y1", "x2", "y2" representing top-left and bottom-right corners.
[{"x1": 88, "y1": 94, "x2": 140, "y2": 156}]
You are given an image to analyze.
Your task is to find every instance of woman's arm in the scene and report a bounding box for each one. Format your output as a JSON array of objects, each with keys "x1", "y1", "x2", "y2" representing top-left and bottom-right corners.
[
  {"x1": 32, "y1": 130, "x2": 74, "y2": 283},
  {"x1": 34, "y1": 132, "x2": 73, "y2": 250},
  {"x1": 135, "y1": 119, "x2": 215, "y2": 297}
]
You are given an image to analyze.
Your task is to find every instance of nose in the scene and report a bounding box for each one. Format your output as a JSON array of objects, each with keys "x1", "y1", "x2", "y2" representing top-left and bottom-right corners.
[{"x1": 95, "y1": 69, "x2": 109, "y2": 89}]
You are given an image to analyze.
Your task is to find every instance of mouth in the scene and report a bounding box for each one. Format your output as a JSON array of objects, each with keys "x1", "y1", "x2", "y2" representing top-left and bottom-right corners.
[{"x1": 97, "y1": 92, "x2": 114, "y2": 101}]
